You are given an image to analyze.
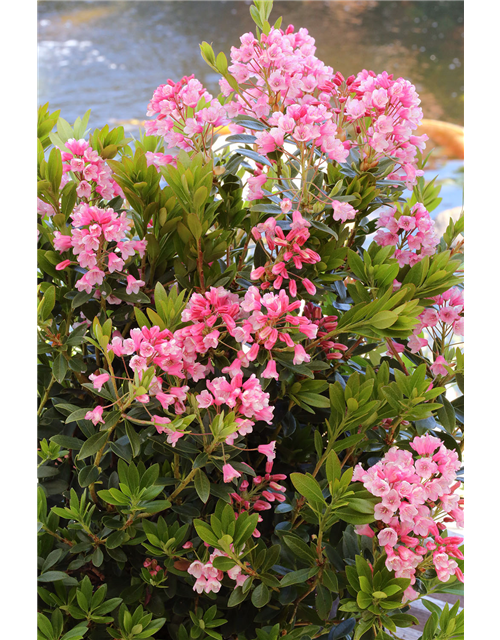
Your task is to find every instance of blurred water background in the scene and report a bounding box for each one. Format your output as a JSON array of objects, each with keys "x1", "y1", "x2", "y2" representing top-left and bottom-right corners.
[{"x1": 37, "y1": 0, "x2": 464, "y2": 216}]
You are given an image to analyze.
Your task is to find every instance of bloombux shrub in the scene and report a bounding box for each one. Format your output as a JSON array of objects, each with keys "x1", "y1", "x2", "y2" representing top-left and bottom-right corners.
[{"x1": 37, "y1": 2, "x2": 464, "y2": 639}]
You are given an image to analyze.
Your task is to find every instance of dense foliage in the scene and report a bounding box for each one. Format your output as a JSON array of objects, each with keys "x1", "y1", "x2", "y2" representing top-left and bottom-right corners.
[{"x1": 37, "y1": 2, "x2": 464, "y2": 640}]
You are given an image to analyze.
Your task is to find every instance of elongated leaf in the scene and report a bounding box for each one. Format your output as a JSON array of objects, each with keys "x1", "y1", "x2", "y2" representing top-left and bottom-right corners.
[
  {"x1": 77, "y1": 431, "x2": 108, "y2": 460},
  {"x1": 290, "y1": 473, "x2": 326, "y2": 505},
  {"x1": 194, "y1": 469, "x2": 210, "y2": 504},
  {"x1": 280, "y1": 567, "x2": 318, "y2": 587}
]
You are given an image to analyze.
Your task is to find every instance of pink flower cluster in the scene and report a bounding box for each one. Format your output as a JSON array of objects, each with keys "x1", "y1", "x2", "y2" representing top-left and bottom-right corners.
[
  {"x1": 374, "y1": 203, "x2": 439, "y2": 267},
  {"x1": 222, "y1": 27, "x2": 350, "y2": 159},
  {"x1": 107, "y1": 324, "x2": 213, "y2": 386},
  {"x1": 94, "y1": 285, "x2": 328, "y2": 458},
  {"x1": 62, "y1": 138, "x2": 122, "y2": 201},
  {"x1": 198, "y1": 374, "x2": 274, "y2": 444},
  {"x1": 142, "y1": 22, "x2": 427, "y2": 214},
  {"x1": 408, "y1": 287, "x2": 464, "y2": 355},
  {"x1": 53, "y1": 202, "x2": 147, "y2": 295},
  {"x1": 228, "y1": 458, "x2": 287, "y2": 538},
  {"x1": 187, "y1": 548, "x2": 249, "y2": 594},
  {"x1": 303, "y1": 304, "x2": 349, "y2": 360},
  {"x1": 145, "y1": 74, "x2": 228, "y2": 154},
  {"x1": 220, "y1": 25, "x2": 425, "y2": 187},
  {"x1": 250, "y1": 209, "x2": 320, "y2": 296},
  {"x1": 353, "y1": 434, "x2": 463, "y2": 601},
  {"x1": 104, "y1": 300, "x2": 276, "y2": 442},
  {"x1": 346, "y1": 69, "x2": 428, "y2": 185},
  {"x1": 181, "y1": 285, "x2": 318, "y2": 381}
]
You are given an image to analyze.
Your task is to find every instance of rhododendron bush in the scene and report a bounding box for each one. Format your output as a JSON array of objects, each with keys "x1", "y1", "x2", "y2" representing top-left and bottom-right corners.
[{"x1": 37, "y1": 2, "x2": 464, "y2": 640}]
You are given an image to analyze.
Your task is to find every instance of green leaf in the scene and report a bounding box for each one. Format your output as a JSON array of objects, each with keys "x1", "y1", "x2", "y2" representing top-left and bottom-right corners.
[
  {"x1": 315, "y1": 584, "x2": 332, "y2": 620},
  {"x1": 296, "y1": 392, "x2": 330, "y2": 409},
  {"x1": 77, "y1": 431, "x2": 108, "y2": 460},
  {"x1": 106, "y1": 530, "x2": 126, "y2": 549},
  {"x1": 53, "y1": 353, "x2": 68, "y2": 383},
  {"x1": 37, "y1": 613, "x2": 53, "y2": 639},
  {"x1": 321, "y1": 567, "x2": 339, "y2": 593},
  {"x1": 325, "y1": 450, "x2": 342, "y2": 484},
  {"x1": 370, "y1": 310, "x2": 398, "y2": 330},
  {"x1": 280, "y1": 567, "x2": 318, "y2": 587},
  {"x1": 290, "y1": 473, "x2": 326, "y2": 506},
  {"x1": 233, "y1": 512, "x2": 259, "y2": 549},
  {"x1": 227, "y1": 586, "x2": 248, "y2": 607},
  {"x1": 38, "y1": 571, "x2": 77, "y2": 584},
  {"x1": 50, "y1": 435, "x2": 84, "y2": 450},
  {"x1": 335, "y1": 506, "x2": 375, "y2": 525},
  {"x1": 193, "y1": 520, "x2": 219, "y2": 547},
  {"x1": 281, "y1": 534, "x2": 317, "y2": 563},
  {"x1": 212, "y1": 556, "x2": 237, "y2": 571},
  {"x1": 125, "y1": 421, "x2": 141, "y2": 457},
  {"x1": 194, "y1": 469, "x2": 211, "y2": 504},
  {"x1": 251, "y1": 583, "x2": 270, "y2": 608},
  {"x1": 186, "y1": 213, "x2": 203, "y2": 240},
  {"x1": 236, "y1": 148, "x2": 273, "y2": 168},
  {"x1": 331, "y1": 619, "x2": 356, "y2": 639},
  {"x1": 436, "y1": 395, "x2": 456, "y2": 434}
]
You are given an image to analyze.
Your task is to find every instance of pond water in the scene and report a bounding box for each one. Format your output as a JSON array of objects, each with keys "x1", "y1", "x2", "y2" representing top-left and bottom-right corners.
[{"x1": 37, "y1": 0, "x2": 464, "y2": 213}]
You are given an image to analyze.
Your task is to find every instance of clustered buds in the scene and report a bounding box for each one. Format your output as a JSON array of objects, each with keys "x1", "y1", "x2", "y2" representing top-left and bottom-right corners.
[{"x1": 303, "y1": 304, "x2": 348, "y2": 360}]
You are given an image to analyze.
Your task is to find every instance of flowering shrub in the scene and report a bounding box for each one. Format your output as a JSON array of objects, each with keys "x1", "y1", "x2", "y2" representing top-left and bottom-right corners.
[{"x1": 37, "y1": 2, "x2": 464, "y2": 640}]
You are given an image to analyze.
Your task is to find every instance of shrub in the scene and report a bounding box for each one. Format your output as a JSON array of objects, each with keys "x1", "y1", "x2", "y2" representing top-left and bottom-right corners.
[{"x1": 37, "y1": 2, "x2": 464, "y2": 639}]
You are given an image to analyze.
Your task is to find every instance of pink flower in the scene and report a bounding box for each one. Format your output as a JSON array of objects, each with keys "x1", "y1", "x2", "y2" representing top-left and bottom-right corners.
[
  {"x1": 165, "y1": 428, "x2": 185, "y2": 447},
  {"x1": 415, "y1": 457, "x2": 438, "y2": 480},
  {"x1": 197, "y1": 390, "x2": 213, "y2": 409},
  {"x1": 126, "y1": 274, "x2": 145, "y2": 295},
  {"x1": 408, "y1": 334, "x2": 428, "y2": 353},
  {"x1": 302, "y1": 278, "x2": 316, "y2": 295},
  {"x1": 187, "y1": 560, "x2": 205, "y2": 579},
  {"x1": 85, "y1": 405, "x2": 104, "y2": 426},
  {"x1": 354, "y1": 524, "x2": 375, "y2": 538},
  {"x1": 152, "y1": 415, "x2": 172, "y2": 434},
  {"x1": 56, "y1": 260, "x2": 71, "y2": 271},
  {"x1": 378, "y1": 528, "x2": 398, "y2": 547},
  {"x1": 345, "y1": 98, "x2": 365, "y2": 120},
  {"x1": 402, "y1": 586, "x2": 419, "y2": 603},
  {"x1": 223, "y1": 464, "x2": 241, "y2": 483},
  {"x1": 439, "y1": 306, "x2": 460, "y2": 324},
  {"x1": 410, "y1": 434, "x2": 442, "y2": 456},
  {"x1": 236, "y1": 574, "x2": 249, "y2": 588},
  {"x1": 381, "y1": 489, "x2": 401, "y2": 512},
  {"x1": 53, "y1": 231, "x2": 73, "y2": 252},
  {"x1": 89, "y1": 371, "x2": 110, "y2": 391},
  {"x1": 331, "y1": 201, "x2": 357, "y2": 223},
  {"x1": 258, "y1": 441, "x2": 276, "y2": 463},
  {"x1": 108, "y1": 253, "x2": 125, "y2": 273},
  {"x1": 293, "y1": 343, "x2": 310, "y2": 365},
  {"x1": 262, "y1": 360, "x2": 279, "y2": 380},
  {"x1": 430, "y1": 355, "x2": 450, "y2": 376}
]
